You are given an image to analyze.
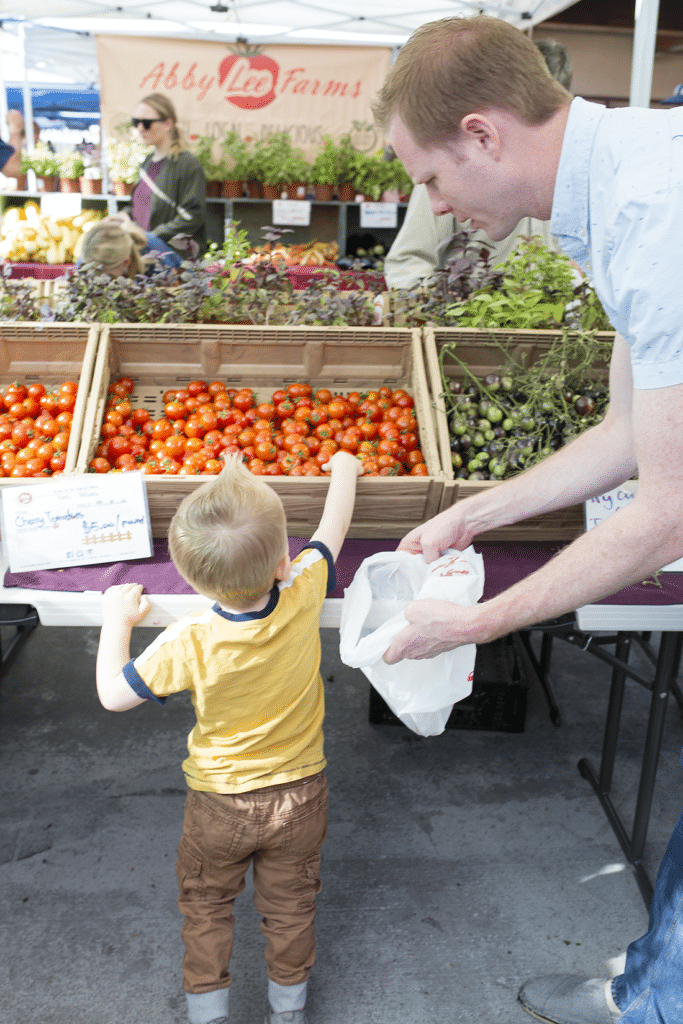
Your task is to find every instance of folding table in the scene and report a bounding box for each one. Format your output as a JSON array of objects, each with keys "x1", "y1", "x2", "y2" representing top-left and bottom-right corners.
[{"x1": 2, "y1": 537, "x2": 682, "y2": 907}]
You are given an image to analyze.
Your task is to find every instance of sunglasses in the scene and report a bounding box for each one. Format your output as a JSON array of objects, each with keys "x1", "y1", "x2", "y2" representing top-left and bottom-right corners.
[{"x1": 131, "y1": 117, "x2": 165, "y2": 130}]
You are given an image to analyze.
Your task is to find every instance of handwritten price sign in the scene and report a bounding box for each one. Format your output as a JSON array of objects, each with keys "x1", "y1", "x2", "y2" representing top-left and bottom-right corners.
[
  {"x1": 585, "y1": 481, "x2": 683, "y2": 572},
  {"x1": 1, "y1": 472, "x2": 152, "y2": 573}
]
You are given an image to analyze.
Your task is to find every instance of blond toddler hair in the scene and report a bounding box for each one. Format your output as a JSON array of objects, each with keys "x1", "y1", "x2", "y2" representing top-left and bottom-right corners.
[{"x1": 168, "y1": 453, "x2": 288, "y2": 609}]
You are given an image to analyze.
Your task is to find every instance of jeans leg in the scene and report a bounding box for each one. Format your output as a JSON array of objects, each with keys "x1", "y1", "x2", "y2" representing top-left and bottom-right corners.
[{"x1": 613, "y1": 804, "x2": 683, "y2": 1022}]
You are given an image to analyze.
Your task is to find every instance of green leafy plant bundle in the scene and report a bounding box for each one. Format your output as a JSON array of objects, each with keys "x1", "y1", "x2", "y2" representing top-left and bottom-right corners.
[
  {"x1": 310, "y1": 135, "x2": 344, "y2": 186},
  {"x1": 250, "y1": 132, "x2": 311, "y2": 186}
]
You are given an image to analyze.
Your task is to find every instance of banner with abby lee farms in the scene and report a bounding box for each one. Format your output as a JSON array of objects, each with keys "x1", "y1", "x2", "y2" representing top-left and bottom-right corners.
[{"x1": 96, "y1": 35, "x2": 392, "y2": 161}]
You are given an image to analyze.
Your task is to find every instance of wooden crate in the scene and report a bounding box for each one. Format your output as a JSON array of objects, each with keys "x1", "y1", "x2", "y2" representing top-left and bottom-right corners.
[
  {"x1": 422, "y1": 326, "x2": 615, "y2": 542},
  {"x1": 79, "y1": 324, "x2": 444, "y2": 539},
  {"x1": 0, "y1": 322, "x2": 100, "y2": 490}
]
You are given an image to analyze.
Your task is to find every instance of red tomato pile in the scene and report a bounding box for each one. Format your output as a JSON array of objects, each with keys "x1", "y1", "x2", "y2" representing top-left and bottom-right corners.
[
  {"x1": 89, "y1": 377, "x2": 429, "y2": 478},
  {"x1": 0, "y1": 380, "x2": 78, "y2": 478}
]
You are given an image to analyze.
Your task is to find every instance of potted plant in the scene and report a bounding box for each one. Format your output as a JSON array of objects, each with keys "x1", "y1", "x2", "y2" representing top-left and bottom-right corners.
[
  {"x1": 310, "y1": 135, "x2": 342, "y2": 201},
  {"x1": 28, "y1": 143, "x2": 61, "y2": 192},
  {"x1": 105, "y1": 136, "x2": 150, "y2": 195},
  {"x1": 190, "y1": 135, "x2": 225, "y2": 197},
  {"x1": 386, "y1": 159, "x2": 413, "y2": 202},
  {"x1": 58, "y1": 148, "x2": 86, "y2": 192},
  {"x1": 220, "y1": 131, "x2": 251, "y2": 198},
  {"x1": 15, "y1": 150, "x2": 31, "y2": 191},
  {"x1": 79, "y1": 162, "x2": 103, "y2": 195},
  {"x1": 348, "y1": 150, "x2": 395, "y2": 202},
  {"x1": 336, "y1": 133, "x2": 358, "y2": 201},
  {"x1": 285, "y1": 149, "x2": 312, "y2": 200},
  {"x1": 251, "y1": 132, "x2": 310, "y2": 199}
]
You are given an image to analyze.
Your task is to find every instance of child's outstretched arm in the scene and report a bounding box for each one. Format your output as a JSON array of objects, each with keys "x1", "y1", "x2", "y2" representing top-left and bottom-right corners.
[
  {"x1": 311, "y1": 450, "x2": 362, "y2": 561},
  {"x1": 96, "y1": 583, "x2": 151, "y2": 712}
]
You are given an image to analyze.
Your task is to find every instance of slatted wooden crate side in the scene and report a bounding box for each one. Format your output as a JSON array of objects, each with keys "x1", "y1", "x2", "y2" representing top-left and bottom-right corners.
[
  {"x1": 0, "y1": 322, "x2": 100, "y2": 482},
  {"x1": 80, "y1": 325, "x2": 444, "y2": 539},
  {"x1": 424, "y1": 325, "x2": 615, "y2": 542}
]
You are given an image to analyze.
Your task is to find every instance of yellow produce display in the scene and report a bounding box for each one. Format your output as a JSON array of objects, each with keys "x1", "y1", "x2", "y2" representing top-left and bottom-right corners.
[{"x1": 0, "y1": 203, "x2": 103, "y2": 265}]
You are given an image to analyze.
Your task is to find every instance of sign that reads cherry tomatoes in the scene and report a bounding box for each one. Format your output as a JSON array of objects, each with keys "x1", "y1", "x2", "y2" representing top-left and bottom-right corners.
[{"x1": 1, "y1": 472, "x2": 152, "y2": 573}]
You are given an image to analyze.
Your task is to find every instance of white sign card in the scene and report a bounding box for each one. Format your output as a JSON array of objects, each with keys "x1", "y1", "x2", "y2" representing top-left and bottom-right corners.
[
  {"x1": 40, "y1": 192, "x2": 82, "y2": 219},
  {"x1": 360, "y1": 202, "x2": 398, "y2": 229},
  {"x1": 272, "y1": 199, "x2": 311, "y2": 226},
  {"x1": 584, "y1": 481, "x2": 683, "y2": 572},
  {"x1": 1, "y1": 472, "x2": 153, "y2": 573}
]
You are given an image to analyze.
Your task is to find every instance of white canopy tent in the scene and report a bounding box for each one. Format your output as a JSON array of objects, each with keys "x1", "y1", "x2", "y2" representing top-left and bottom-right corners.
[{"x1": 0, "y1": 0, "x2": 663, "y2": 144}]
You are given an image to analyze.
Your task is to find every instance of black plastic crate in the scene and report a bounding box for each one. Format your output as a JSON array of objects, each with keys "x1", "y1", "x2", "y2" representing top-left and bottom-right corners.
[{"x1": 368, "y1": 634, "x2": 527, "y2": 733}]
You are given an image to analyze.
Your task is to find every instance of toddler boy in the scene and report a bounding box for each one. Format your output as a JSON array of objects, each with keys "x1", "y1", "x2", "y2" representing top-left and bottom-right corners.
[{"x1": 96, "y1": 450, "x2": 362, "y2": 1024}]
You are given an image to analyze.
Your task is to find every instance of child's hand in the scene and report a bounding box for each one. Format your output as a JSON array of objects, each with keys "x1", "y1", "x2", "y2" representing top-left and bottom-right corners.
[
  {"x1": 321, "y1": 450, "x2": 363, "y2": 476},
  {"x1": 102, "y1": 583, "x2": 150, "y2": 626}
]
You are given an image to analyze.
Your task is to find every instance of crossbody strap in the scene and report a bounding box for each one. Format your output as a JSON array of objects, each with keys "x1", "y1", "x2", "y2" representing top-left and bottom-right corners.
[{"x1": 139, "y1": 165, "x2": 193, "y2": 222}]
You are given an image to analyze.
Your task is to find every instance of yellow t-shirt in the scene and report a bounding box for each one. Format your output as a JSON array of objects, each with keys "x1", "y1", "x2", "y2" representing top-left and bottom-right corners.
[{"x1": 122, "y1": 543, "x2": 334, "y2": 793}]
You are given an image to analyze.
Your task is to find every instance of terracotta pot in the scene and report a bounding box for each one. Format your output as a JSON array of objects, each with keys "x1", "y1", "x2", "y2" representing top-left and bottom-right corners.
[
  {"x1": 287, "y1": 182, "x2": 308, "y2": 200},
  {"x1": 206, "y1": 180, "x2": 221, "y2": 198},
  {"x1": 60, "y1": 177, "x2": 81, "y2": 193},
  {"x1": 40, "y1": 175, "x2": 58, "y2": 192},
  {"x1": 79, "y1": 178, "x2": 102, "y2": 195},
  {"x1": 246, "y1": 181, "x2": 263, "y2": 198},
  {"x1": 262, "y1": 183, "x2": 282, "y2": 200},
  {"x1": 313, "y1": 183, "x2": 334, "y2": 202},
  {"x1": 14, "y1": 174, "x2": 28, "y2": 191},
  {"x1": 112, "y1": 180, "x2": 135, "y2": 197},
  {"x1": 336, "y1": 182, "x2": 355, "y2": 202},
  {"x1": 221, "y1": 179, "x2": 243, "y2": 199}
]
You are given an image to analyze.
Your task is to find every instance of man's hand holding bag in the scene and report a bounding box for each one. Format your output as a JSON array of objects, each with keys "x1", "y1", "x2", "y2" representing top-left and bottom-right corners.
[{"x1": 339, "y1": 547, "x2": 485, "y2": 736}]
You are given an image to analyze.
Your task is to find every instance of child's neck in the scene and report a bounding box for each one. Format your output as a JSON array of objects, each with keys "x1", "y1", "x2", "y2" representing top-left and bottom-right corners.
[{"x1": 219, "y1": 584, "x2": 274, "y2": 615}]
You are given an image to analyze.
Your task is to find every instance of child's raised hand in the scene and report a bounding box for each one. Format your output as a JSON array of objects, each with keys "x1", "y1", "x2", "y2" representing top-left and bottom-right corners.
[
  {"x1": 320, "y1": 450, "x2": 363, "y2": 476},
  {"x1": 102, "y1": 583, "x2": 150, "y2": 626}
]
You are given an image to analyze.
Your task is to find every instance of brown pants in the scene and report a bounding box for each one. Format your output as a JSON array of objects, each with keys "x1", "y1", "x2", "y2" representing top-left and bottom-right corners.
[{"x1": 176, "y1": 772, "x2": 328, "y2": 995}]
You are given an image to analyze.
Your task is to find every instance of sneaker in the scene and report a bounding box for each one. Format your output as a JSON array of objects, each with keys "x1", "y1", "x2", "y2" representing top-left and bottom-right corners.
[
  {"x1": 518, "y1": 975, "x2": 621, "y2": 1024},
  {"x1": 264, "y1": 1013, "x2": 306, "y2": 1024}
]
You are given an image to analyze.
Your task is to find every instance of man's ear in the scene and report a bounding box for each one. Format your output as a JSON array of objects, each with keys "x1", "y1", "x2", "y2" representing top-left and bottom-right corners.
[{"x1": 460, "y1": 113, "x2": 501, "y2": 157}]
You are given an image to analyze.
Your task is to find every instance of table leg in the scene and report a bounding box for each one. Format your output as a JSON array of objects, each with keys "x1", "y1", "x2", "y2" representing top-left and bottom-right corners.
[
  {"x1": 597, "y1": 632, "x2": 631, "y2": 793},
  {"x1": 578, "y1": 630, "x2": 683, "y2": 908},
  {"x1": 514, "y1": 630, "x2": 563, "y2": 727},
  {"x1": 0, "y1": 604, "x2": 39, "y2": 681}
]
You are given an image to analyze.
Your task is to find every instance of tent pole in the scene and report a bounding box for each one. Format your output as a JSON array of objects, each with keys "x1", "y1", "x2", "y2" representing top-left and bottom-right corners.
[
  {"x1": 19, "y1": 25, "x2": 35, "y2": 154},
  {"x1": 629, "y1": 0, "x2": 661, "y2": 108},
  {"x1": 0, "y1": 44, "x2": 8, "y2": 143}
]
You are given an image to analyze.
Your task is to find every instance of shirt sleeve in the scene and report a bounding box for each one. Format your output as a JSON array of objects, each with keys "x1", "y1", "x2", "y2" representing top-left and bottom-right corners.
[
  {"x1": 122, "y1": 659, "x2": 167, "y2": 704},
  {"x1": 606, "y1": 189, "x2": 683, "y2": 388},
  {"x1": 0, "y1": 140, "x2": 14, "y2": 169},
  {"x1": 302, "y1": 540, "x2": 336, "y2": 595},
  {"x1": 123, "y1": 617, "x2": 200, "y2": 700}
]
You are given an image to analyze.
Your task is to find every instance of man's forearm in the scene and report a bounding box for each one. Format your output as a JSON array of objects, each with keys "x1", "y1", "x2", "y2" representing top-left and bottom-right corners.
[{"x1": 470, "y1": 492, "x2": 683, "y2": 644}]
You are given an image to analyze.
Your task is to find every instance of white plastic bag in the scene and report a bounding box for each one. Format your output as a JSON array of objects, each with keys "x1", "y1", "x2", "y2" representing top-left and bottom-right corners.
[{"x1": 339, "y1": 547, "x2": 485, "y2": 737}]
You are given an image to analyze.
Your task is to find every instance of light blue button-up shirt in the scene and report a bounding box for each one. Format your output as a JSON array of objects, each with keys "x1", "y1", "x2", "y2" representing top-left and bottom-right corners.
[{"x1": 551, "y1": 96, "x2": 683, "y2": 389}]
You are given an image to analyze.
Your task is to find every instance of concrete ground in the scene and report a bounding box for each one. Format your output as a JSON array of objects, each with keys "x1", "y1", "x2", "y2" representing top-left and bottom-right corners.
[{"x1": 1, "y1": 619, "x2": 682, "y2": 1024}]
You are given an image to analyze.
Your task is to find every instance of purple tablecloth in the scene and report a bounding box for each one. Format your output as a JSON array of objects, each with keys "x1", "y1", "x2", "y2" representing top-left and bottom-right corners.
[{"x1": 4, "y1": 539, "x2": 683, "y2": 607}]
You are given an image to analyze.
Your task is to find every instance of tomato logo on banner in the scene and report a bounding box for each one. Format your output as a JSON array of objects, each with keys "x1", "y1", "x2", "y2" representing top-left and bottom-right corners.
[{"x1": 218, "y1": 53, "x2": 279, "y2": 109}]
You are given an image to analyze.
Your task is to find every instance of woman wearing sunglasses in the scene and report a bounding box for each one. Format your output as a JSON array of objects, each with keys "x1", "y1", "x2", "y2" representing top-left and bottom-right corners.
[{"x1": 113, "y1": 93, "x2": 207, "y2": 260}]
